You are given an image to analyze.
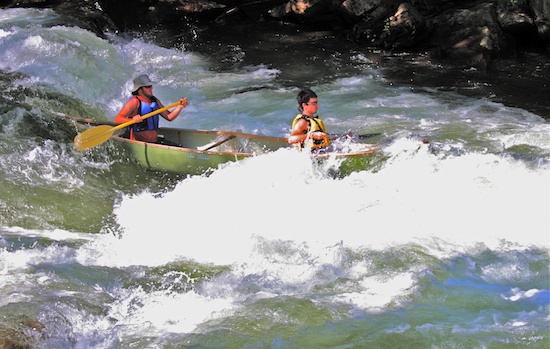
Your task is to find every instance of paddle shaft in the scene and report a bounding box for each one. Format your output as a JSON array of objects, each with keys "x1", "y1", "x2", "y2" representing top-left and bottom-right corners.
[
  {"x1": 330, "y1": 132, "x2": 382, "y2": 140},
  {"x1": 110, "y1": 101, "x2": 181, "y2": 133},
  {"x1": 197, "y1": 135, "x2": 236, "y2": 151},
  {"x1": 74, "y1": 101, "x2": 180, "y2": 151}
]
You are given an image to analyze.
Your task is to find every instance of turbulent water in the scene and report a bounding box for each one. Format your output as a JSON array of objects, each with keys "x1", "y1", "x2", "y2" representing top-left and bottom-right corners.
[{"x1": 1, "y1": 8, "x2": 549, "y2": 349}]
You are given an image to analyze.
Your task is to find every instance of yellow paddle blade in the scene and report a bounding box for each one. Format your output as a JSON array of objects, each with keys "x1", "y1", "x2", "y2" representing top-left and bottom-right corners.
[{"x1": 74, "y1": 125, "x2": 115, "y2": 151}]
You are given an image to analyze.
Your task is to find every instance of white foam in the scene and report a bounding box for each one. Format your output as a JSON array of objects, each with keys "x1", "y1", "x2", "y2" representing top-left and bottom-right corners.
[{"x1": 89, "y1": 139, "x2": 549, "y2": 270}]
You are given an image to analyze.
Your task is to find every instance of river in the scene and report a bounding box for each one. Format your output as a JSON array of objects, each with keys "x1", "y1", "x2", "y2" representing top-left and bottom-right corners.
[{"x1": 0, "y1": 7, "x2": 549, "y2": 349}]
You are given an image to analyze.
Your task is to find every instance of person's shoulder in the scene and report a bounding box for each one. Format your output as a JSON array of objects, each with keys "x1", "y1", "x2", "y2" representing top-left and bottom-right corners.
[
  {"x1": 128, "y1": 95, "x2": 140, "y2": 104},
  {"x1": 293, "y1": 117, "x2": 308, "y2": 129},
  {"x1": 297, "y1": 115, "x2": 310, "y2": 122}
]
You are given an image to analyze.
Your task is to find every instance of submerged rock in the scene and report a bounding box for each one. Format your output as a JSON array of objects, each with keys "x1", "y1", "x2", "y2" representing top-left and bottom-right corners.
[{"x1": 0, "y1": 316, "x2": 45, "y2": 349}]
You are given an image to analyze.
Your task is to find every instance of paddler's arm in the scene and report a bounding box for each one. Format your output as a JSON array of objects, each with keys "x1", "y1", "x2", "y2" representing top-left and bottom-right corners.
[
  {"x1": 288, "y1": 119, "x2": 306, "y2": 144},
  {"x1": 288, "y1": 118, "x2": 328, "y2": 144},
  {"x1": 114, "y1": 97, "x2": 142, "y2": 124},
  {"x1": 309, "y1": 131, "x2": 329, "y2": 140},
  {"x1": 158, "y1": 98, "x2": 188, "y2": 121},
  {"x1": 288, "y1": 130, "x2": 328, "y2": 145}
]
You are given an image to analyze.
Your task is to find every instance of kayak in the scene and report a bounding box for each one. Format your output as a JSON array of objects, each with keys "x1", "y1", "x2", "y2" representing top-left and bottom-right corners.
[{"x1": 63, "y1": 114, "x2": 378, "y2": 176}]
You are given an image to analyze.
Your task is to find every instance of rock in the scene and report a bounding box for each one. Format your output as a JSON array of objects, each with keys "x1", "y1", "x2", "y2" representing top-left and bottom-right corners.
[
  {"x1": 349, "y1": 0, "x2": 402, "y2": 44},
  {"x1": 0, "y1": 317, "x2": 44, "y2": 349},
  {"x1": 0, "y1": 0, "x2": 547, "y2": 66},
  {"x1": 379, "y1": 2, "x2": 431, "y2": 50},
  {"x1": 268, "y1": 0, "x2": 356, "y2": 30},
  {"x1": 497, "y1": 0, "x2": 534, "y2": 36},
  {"x1": 531, "y1": 0, "x2": 550, "y2": 41},
  {"x1": 429, "y1": 2, "x2": 506, "y2": 70}
]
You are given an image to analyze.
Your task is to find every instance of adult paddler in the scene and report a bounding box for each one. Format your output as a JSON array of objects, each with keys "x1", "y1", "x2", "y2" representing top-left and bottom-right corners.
[
  {"x1": 115, "y1": 74, "x2": 188, "y2": 143},
  {"x1": 288, "y1": 88, "x2": 330, "y2": 152}
]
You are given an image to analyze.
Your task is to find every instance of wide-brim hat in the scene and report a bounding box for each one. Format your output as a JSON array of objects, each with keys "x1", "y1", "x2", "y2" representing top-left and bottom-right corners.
[{"x1": 132, "y1": 74, "x2": 155, "y2": 93}]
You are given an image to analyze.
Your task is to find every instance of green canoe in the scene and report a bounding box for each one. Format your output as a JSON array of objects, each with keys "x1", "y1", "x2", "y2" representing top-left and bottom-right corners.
[{"x1": 63, "y1": 114, "x2": 378, "y2": 176}]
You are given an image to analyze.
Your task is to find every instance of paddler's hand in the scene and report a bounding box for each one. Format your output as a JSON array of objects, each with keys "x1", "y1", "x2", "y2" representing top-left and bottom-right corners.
[
  {"x1": 132, "y1": 114, "x2": 143, "y2": 122},
  {"x1": 178, "y1": 98, "x2": 188, "y2": 109},
  {"x1": 310, "y1": 131, "x2": 326, "y2": 140}
]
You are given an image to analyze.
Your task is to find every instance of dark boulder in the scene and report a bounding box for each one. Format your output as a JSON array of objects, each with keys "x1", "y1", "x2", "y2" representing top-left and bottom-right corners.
[
  {"x1": 428, "y1": 2, "x2": 506, "y2": 70},
  {"x1": 1, "y1": 0, "x2": 548, "y2": 67},
  {"x1": 379, "y1": 2, "x2": 431, "y2": 50},
  {"x1": 530, "y1": 0, "x2": 550, "y2": 41}
]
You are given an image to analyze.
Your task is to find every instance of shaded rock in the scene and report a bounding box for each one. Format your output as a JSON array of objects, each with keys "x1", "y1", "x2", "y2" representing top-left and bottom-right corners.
[
  {"x1": 0, "y1": 0, "x2": 548, "y2": 67},
  {"x1": 0, "y1": 317, "x2": 45, "y2": 349},
  {"x1": 530, "y1": 0, "x2": 550, "y2": 41},
  {"x1": 341, "y1": 0, "x2": 391, "y2": 17},
  {"x1": 349, "y1": 0, "x2": 402, "y2": 44},
  {"x1": 497, "y1": 0, "x2": 534, "y2": 35},
  {"x1": 495, "y1": 0, "x2": 548, "y2": 53},
  {"x1": 429, "y1": 2, "x2": 506, "y2": 70},
  {"x1": 268, "y1": 0, "x2": 356, "y2": 30},
  {"x1": 380, "y1": 2, "x2": 431, "y2": 50}
]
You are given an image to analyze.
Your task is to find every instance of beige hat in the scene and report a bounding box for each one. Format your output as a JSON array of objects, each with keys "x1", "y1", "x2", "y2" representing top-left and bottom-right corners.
[{"x1": 131, "y1": 74, "x2": 155, "y2": 93}]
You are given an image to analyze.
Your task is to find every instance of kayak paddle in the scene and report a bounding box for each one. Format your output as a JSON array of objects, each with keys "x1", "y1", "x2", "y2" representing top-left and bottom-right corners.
[{"x1": 74, "y1": 101, "x2": 180, "y2": 151}]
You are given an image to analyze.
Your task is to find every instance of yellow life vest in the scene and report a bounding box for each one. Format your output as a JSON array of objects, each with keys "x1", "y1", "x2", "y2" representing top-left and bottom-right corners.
[{"x1": 291, "y1": 114, "x2": 330, "y2": 150}]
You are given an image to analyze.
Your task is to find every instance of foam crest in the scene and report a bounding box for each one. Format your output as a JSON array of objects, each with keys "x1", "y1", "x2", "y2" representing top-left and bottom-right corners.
[
  {"x1": 107, "y1": 288, "x2": 235, "y2": 336},
  {"x1": 88, "y1": 138, "x2": 548, "y2": 272}
]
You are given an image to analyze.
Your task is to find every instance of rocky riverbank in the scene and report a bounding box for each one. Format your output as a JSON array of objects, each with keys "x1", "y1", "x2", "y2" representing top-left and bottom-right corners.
[
  {"x1": 1, "y1": 0, "x2": 549, "y2": 119},
  {"x1": 2, "y1": 0, "x2": 549, "y2": 70}
]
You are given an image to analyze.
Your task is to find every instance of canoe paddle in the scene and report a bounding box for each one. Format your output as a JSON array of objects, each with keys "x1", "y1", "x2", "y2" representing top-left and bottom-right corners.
[
  {"x1": 197, "y1": 135, "x2": 236, "y2": 151},
  {"x1": 73, "y1": 101, "x2": 180, "y2": 151},
  {"x1": 329, "y1": 132, "x2": 383, "y2": 141},
  {"x1": 357, "y1": 132, "x2": 382, "y2": 139}
]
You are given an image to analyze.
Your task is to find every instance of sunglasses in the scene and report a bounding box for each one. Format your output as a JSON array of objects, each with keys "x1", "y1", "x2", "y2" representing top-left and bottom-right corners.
[
  {"x1": 144, "y1": 85, "x2": 152, "y2": 88},
  {"x1": 306, "y1": 101, "x2": 318, "y2": 105}
]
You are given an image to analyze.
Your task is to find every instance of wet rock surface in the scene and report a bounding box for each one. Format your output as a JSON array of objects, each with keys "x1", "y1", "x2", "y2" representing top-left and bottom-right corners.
[
  {"x1": 2, "y1": 0, "x2": 548, "y2": 68},
  {"x1": 1, "y1": 0, "x2": 549, "y2": 118}
]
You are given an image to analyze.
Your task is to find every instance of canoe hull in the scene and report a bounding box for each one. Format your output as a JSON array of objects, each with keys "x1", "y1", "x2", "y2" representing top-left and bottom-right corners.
[
  {"x1": 64, "y1": 114, "x2": 379, "y2": 176},
  {"x1": 114, "y1": 136, "x2": 249, "y2": 175}
]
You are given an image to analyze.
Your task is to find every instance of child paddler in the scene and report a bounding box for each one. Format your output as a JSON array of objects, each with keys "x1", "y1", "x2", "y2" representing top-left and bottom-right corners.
[{"x1": 288, "y1": 88, "x2": 330, "y2": 152}]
